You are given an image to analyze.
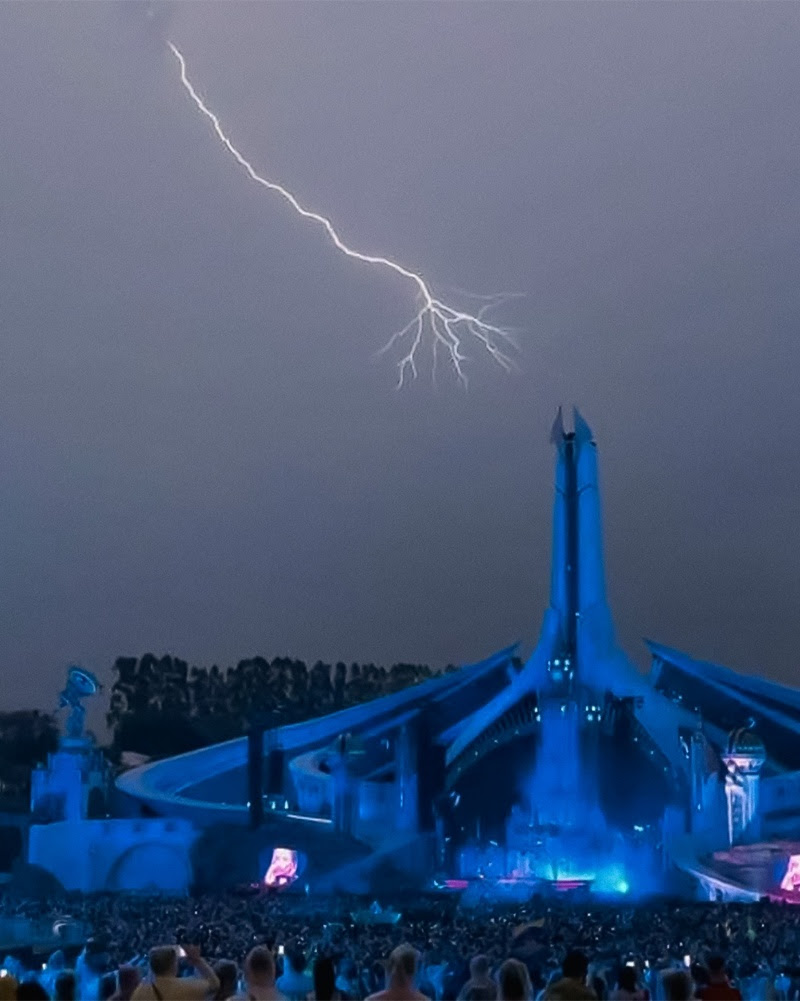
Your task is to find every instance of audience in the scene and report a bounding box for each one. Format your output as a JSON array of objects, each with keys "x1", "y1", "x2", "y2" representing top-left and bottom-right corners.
[
  {"x1": 609, "y1": 965, "x2": 646, "y2": 1001},
  {"x1": 277, "y1": 947, "x2": 313, "y2": 1001},
  {"x1": 543, "y1": 950, "x2": 596, "y2": 1000},
  {"x1": 661, "y1": 970, "x2": 693, "y2": 1001},
  {"x1": 310, "y1": 956, "x2": 342, "y2": 1001},
  {"x1": 53, "y1": 971, "x2": 77, "y2": 1001},
  {"x1": 234, "y1": 945, "x2": 285, "y2": 1001},
  {"x1": 4, "y1": 893, "x2": 800, "y2": 1001},
  {"x1": 213, "y1": 961, "x2": 239, "y2": 1001},
  {"x1": 335, "y1": 959, "x2": 364, "y2": 1000},
  {"x1": 131, "y1": 945, "x2": 219, "y2": 1000},
  {"x1": 99, "y1": 972, "x2": 120, "y2": 1000},
  {"x1": 110, "y1": 965, "x2": 142, "y2": 1001},
  {"x1": 17, "y1": 984, "x2": 50, "y2": 1001},
  {"x1": 497, "y1": 960, "x2": 531, "y2": 1001},
  {"x1": 366, "y1": 945, "x2": 429, "y2": 1001},
  {"x1": 457, "y1": 956, "x2": 497, "y2": 1001},
  {"x1": 696, "y1": 956, "x2": 742, "y2": 1001}
]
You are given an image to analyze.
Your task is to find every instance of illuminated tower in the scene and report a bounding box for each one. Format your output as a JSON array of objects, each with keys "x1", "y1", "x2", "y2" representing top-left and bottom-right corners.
[
  {"x1": 525, "y1": 410, "x2": 603, "y2": 827},
  {"x1": 448, "y1": 409, "x2": 697, "y2": 798},
  {"x1": 536, "y1": 407, "x2": 630, "y2": 694}
]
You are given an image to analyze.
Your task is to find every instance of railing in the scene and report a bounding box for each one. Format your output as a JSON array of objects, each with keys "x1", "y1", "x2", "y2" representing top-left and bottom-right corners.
[{"x1": 0, "y1": 917, "x2": 88, "y2": 950}]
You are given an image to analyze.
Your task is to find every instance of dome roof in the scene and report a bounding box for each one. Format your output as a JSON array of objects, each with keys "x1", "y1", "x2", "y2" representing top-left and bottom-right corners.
[{"x1": 725, "y1": 724, "x2": 766, "y2": 760}]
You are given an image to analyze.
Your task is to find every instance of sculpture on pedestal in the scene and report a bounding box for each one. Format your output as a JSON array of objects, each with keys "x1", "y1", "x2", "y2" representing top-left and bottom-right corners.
[
  {"x1": 58, "y1": 667, "x2": 101, "y2": 741},
  {"x1": 31, "y1": 666, "x2": 106, "y2": 824}
]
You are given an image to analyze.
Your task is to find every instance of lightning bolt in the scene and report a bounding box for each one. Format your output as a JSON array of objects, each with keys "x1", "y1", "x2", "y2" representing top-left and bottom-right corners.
[{"x1": 168, "y1": 43, "x2": 519, "y2": 388}]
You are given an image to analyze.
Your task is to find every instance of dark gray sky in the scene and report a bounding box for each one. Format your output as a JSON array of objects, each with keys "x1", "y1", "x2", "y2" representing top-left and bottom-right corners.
[{"x1": 2, "y1": 1, "x2": 799, "y2": 720}]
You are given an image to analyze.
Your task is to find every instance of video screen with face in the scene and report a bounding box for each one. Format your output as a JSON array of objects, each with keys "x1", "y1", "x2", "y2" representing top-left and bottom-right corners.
[
  {"x1": 780, "y1": 855, "x2": 800, "y2": 895},
  {"x1": 264, "y1": 847, "x2": 300, "y2": 889}
]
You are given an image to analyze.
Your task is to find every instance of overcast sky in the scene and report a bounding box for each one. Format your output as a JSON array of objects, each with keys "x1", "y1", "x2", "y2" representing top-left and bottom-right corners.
[{"x1": 2, "y1": 1, "x2": 799, "y2": 721}]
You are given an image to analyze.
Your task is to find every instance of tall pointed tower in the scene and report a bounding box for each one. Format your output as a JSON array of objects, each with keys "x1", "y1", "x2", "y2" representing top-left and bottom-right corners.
[{"x1": 447, "y1": 409, "x2": 693, "y2": 783}]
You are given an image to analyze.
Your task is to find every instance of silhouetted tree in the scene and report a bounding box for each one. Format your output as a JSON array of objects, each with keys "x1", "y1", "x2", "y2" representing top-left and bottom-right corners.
[
  {"x1": 108, "y1": 651, "x2": 440, "y2": 760},
  {"x1": 0, "y1": 711, "x2": 59, "y2": 808}
]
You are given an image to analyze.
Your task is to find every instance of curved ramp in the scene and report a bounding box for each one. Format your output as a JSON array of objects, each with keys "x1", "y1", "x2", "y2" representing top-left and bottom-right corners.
[{"x1": 116, "y1": 646, "x2": 517, "y2": 824}]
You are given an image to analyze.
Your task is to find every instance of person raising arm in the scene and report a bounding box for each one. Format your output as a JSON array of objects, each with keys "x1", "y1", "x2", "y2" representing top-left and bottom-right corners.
[{"x1": 132, "y1": 944, "x2": 220, "y2": 1000}]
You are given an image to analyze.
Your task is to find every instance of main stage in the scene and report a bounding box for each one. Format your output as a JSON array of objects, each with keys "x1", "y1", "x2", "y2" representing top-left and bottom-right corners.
[{"x1": 107, "y1": 412, "x2": 800, "y2": 898}]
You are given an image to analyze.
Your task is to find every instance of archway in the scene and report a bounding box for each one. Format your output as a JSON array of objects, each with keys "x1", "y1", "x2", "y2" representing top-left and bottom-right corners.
[{"x1": 105, "y1": 843, "x2": 191, "y2": 893}]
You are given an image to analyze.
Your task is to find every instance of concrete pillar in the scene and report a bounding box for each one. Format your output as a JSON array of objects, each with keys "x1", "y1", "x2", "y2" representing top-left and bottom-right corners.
[
  {"x1": 689, "y1": 727, "x2": 706, "y2": 828},
  {"x1": 331, "y1": 752, "x2": 354, "y2": 836},
  {"x1": 394, "y1": 723, "x2": 419, "y2": 833}
]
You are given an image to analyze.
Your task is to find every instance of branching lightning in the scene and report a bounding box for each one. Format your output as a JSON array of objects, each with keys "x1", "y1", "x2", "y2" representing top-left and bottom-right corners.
[{"x1": 169, "y1": 43, "x2": 518, "y2": 387}]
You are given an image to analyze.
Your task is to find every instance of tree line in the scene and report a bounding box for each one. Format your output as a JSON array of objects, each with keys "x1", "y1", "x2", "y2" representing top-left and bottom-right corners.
[
  {"x1": 108, "y1": 654, "x2": 456, "y2": 760},
  {"x1": 0, "y1": 712, "x2": 59, "y2": 810}
]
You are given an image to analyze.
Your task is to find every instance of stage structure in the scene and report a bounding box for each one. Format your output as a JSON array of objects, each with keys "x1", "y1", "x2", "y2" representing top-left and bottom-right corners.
[
  {"x1": 28, "y1": 668, "x2": 198, "y2": 893},
  {"x1": 113, "y1": 411, "x2": 800, "y2": 900}
]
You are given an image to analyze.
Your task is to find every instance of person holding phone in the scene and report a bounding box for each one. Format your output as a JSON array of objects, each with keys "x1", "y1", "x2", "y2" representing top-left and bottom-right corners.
[
  {"x1": 276, "y1": 945, "x2": 312, "y2": 1001},
  {"x1": 132, "y1": 945, "x2": 220, "y2": 1000},
  {"x1": 610, "y1": 964, "x2": 648, "y2": 1000}
]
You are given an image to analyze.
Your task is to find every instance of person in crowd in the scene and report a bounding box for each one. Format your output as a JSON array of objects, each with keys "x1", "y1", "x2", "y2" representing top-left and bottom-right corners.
[
  {"x1": 661, "y1": 971, "x2": 694, "y2": 1001},
  {"x1": 695, "y1": 957, "x2": 741, "y2": 1001},
  {"x1": 773, "y1": 967, "x2": 791, "y2": 999},
  {"x1": 1, "y1": 961, "x2": 20, "y2": 986},
  {"x1": 132, "y1": 945, "x2": 219, "y2": 1000},
  {"x1": 53, "y1": 971, "x2": 76, "y2": 1001},
  {"x1": 41, "y1": 952, "x2": 65, "y2": 998},
  {"x1": 458, "y1": 956, "x2": 498, "y2": 1001},
  {"x1": 414, "y1": 960, "x2": 437, "y2": 1001},
  {"x1": 498, "y1": 959, "x2": 532, "y2": 1001},
  {"x1": 100, "y1": 972, "x2": 121, "y2": 1001},
  {"x1": 366, "y1": 962, "x2": 387, "y2": 998},
  {"x1": 110, "y1": 966, "x2": 142, "y2": 1001},
  {"x1": 230, "y1": 946, "x2": 285, "y2": 1001},
  {"x1": 443, "y1": 958, "x2": 470, "y2": 1001},
  {"x1": 76, "y1": 939, "x2": 111, "y2": 1001},
  {"x1": 366, "y1": 944, "x2": 430, "y2": 1001},
  {"x1": 588, "y1": 969, "x2": 607, "y2": 1001},
  {"x1": 277, "y1": 948, "x2": 313, "y2": 1001},
  {"x1": 609, "y1": 966, "x2": 647, "y2": 1001},
  {"x1": 544, "y1": 951, "x2": 597, "y2": 1000},
  {"x1": 689, "y1": 965, "x2": 708, "y2": 999},
  {"x1": 16, "y1": 984, "x2": 50, "y2": 1001},
  {"x1": 334, "y1": 958, "x2": 362, "y2": 1000},
  {"x1": 213, "y1": 962, "x2": 239, "y2": 1001},
  {"x1": 308, "y1": 957, "x2": 343, "y2": 1001}
]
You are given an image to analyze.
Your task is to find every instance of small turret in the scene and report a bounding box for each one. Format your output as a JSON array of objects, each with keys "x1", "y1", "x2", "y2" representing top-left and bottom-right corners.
[{"x1": 724, "y1": 725, "x2": 766, "y2": 766}]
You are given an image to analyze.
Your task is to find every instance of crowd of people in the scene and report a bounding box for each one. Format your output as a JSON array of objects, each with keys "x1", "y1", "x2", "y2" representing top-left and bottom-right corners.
[{"x1": 1, "y1": 892, "x2": 800, "y2": 1000}]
